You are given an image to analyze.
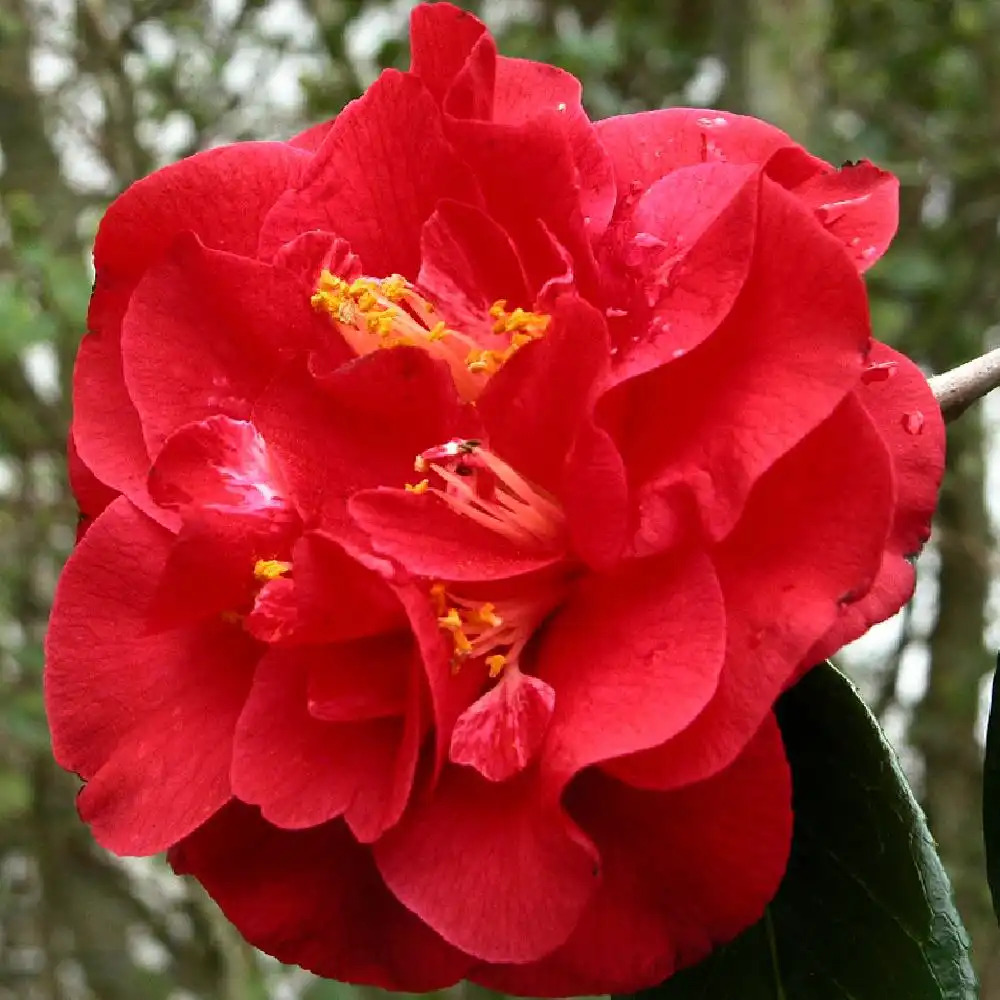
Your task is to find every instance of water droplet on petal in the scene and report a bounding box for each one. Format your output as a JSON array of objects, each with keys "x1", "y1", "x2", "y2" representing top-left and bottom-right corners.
[
  {"x1": 700, "y1": 136, "x2": 726, "y2": 162},
  {"x1": 556, "y1": 102, "x2": 567, "y2": 112},
  {"x1": 696, "y1": 115, "x2": 728, "y2": 128},
  {"x1": 672, "y1": 348, "x2": 686, "y2": 359},
  {"x1": 609, "y1": 346, "x2": 619, "y2": 357},
  {"x1": 902, "y1": 411, "x2": 925, "y2": 435},
  {"x1": 861, "y1": 360, "x2": 898, "y2": 383},
  {"x1": 861, "y1": 245, "x2": 879, "y2": 261},
  {"x1": 633, "y1": 232, "x2": 667, "y2": 250}
]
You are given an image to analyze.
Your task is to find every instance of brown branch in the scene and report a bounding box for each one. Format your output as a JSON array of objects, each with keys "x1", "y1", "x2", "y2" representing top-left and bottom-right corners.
[{"x1": 929, "y1": 346, "x2": 1000, "y2": 422}]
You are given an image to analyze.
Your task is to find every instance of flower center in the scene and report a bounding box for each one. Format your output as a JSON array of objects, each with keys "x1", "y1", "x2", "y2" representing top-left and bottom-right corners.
[
  {"x1": 311, "y1": 270, "x2": 549, "y2": 400},
  {"x1": 408, "y1": 438, "x2": 566, "y2": 676},
  {"x1": 410, "y1": 438, "x2": 565, "y2": 547}
]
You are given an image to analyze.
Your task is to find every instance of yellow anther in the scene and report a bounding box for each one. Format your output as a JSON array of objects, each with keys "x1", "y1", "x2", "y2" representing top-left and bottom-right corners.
[
  {"x1": 438, "y1": 608, "x2": 464, "y2": 631},
  {"x1": 253, "y1": 559, "x2": 292, "y2": 582},
  {"x1": 486, "y1": 654, "x2": 507, "y2": 678},
  {"x1": 470, "y1": 602, "x2": 502, "y2": 628},
  {"x1": 405, "y1": 479, "x2": 430, "y2": 494},
  {"x1": 430, "y1": 582, "x2": 448, "y2": 615},
  {"x1": 489, "y1": 299, "x2": 507, "y2": 318},
  {"x1": 466, "y1": 348, "x2": 501, "y2": 374},
  {"x1": 428, "y1": 321, "x2": 448, "y2": 342},
  {"x1": 452, "y1": 629, "x2": 473, "y2": 655},
  {"x1": 380, "y1": 274, "x2": 408, "y2": 301}
]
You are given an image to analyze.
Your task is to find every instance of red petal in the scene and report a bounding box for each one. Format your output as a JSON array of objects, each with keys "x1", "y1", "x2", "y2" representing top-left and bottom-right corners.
[
  {"x1": 537, "y1": 548, "x2": 724, "y2": 784},
  {"x1": 147, "y1": 508, "x2": 277, "y2": 630},
  {"x1": 89, "y1": 141, "x2": 308, "y2": 338},
  {"x1": 259, "y1": 70, "x2": 482, "y2": 277},
  {"x1": 595, "y1": 108, "x2": 795, "y2": 200},
  {"x1": 444, "y1": 34, "x2": 497, "y2": 121},
  {"x1": 253, "y1": 347, "x2": 467, "y2": 543},
  {"x1": 72, "y1": 333, "x2": 164, "y2": 523},
  {"x1": 450, "y1": 669, "x2": 556, "y2": 782},
  {"x1": 609, "y1": 395, "x2": 892, "y2": 791},
  {"x1": 563, "y1": 420, "x2": 630, "y2": 570},
  {"x1": 476, "y1": 715, "x2": 791, "y2": 994},
  {"x1": 374, "y1": 767, "x2": 600, "y2": 963},
  {"x1": 494, "y1": 56, "x2": 615, "y2": 241},
  {"x1": 122, "y1": 235, "x2": 335, "y2": 456},
  {"x1": 396, "y1": 582, "x2": 487, "y2": 775},
  {"x1": 610, "y1": 162, "x2": 760, "y2": 381},
  {"x1": 147, "y1": 415, "x2": 284, "y2": 512},
  {"x1": 77, "y1": 142, "x2": 307, "y2": 516},
  {"x1": 445, "y1": 113, "x2": 599, "y2": 295},
  {"x1": 284, "y1": 530, "x2": 406, "y2": 644},
  {"x1": 45, "y1": 498, "x2": 256, "y2": 854},
  {"x1": 350, "y1": 486, "x2": 565, "y2": 581},
  {"x1": 477, "y1": 294, "x2": 609, "y2": 495},
  {"x1": 811, "y1": 345, "x2": 944, "y2": 659},
  {"x1": 170, "y1": 803, "x2": 471, "y2": 990},
  {"x1": 777, "y1": 153, "x2": 899, "y2": 272},
  {"x1": 409, "y1": 2, "x2": 490, "y2": 105},
  {"x1": 272, "y1": 230, "x2": 361, "y2": 288},
  {"x1": 476, "y1": 296, "x2": 630, "y2": 568},
  {"x1": 307, "y1": 633, "x2": 411, "y2": 722},
  {"x1": 611, "y1": 175, "x2": 869, "y2": 547},
  {"x1": 68, "y1": 429, "x2": 118, "y2": 524},
  {"x1": 289, "y1": 119, "x2": 334, "y2": 151},
  {"x1": 417, "y1": 199, "x2": 531, "y2": 329},
  {"x1": 231, "y1": 647, "x2": 418, "y2": 840}
]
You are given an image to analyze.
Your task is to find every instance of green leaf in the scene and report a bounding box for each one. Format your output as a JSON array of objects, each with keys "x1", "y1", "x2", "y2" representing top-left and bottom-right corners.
[
  {"x1": 982, "y1": 655, "x2": 1000, "y2": 925},
  {"x1": 622, "y1": 664, "x2": 976, "y2": 1000}
]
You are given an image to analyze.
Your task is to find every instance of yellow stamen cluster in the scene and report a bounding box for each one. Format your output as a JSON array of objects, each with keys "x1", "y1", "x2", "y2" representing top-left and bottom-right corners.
[
  {"x1": 465, "y1": 300, "x2": 551, "y2": 374},
  {"x1": 312, "y1": 273, "x2": 551, "y2": 399},
  {"x1": 430, "y1": 582, "x2": 506, "y2": 672},
  {"x1": 253, "y1": 559, "x2": 292, "y2": 582},
  {"x1": 405, "y1": 478, "x2": 430, "y2": 494},
  {"x1": 311, "y1": 271, "x2": 415, "y2": 347}
]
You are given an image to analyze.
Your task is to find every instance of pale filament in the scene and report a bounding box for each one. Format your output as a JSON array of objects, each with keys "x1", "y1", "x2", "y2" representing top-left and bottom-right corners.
[{"x1": 415, "y1": 440, "x2": 565, "y2": 548}]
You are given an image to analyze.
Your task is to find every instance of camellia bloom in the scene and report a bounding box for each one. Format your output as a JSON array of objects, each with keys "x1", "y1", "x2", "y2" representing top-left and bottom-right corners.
[{"x1": 46, "y1": 3, "x2": 945, "y2": 995}]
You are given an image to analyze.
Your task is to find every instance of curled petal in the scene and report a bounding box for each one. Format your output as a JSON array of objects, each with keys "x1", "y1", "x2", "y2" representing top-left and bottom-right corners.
[{"x1": 450, "y1": 668, "x2": 556, "y2": 782}]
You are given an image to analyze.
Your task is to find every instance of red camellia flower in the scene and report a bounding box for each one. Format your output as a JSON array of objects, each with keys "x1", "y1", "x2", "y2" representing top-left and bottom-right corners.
[{"x1": 46, "y1": 3, "x2": 945, "y2": 994}]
